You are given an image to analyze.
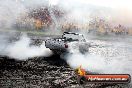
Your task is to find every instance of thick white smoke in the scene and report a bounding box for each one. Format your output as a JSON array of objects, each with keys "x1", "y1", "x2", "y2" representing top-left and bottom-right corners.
[
  {"x1": 66, "y1": 53, "x2": 132, "y2": 74},
  {"x1": 0, "y1": 0, "x2": 27, "y2": 29},
  {"x1": 5, "y1": 34, "x2": 52, "y2": 60},
  {"x1": 0, "y1": 0, "x2": 132, "y2": 64},
  {"x1": 64, "y1": 38, "x2": 132, "y2": 75},
  {"x1": 0, "y1": 0, "x2": 54, "y2": 60},
  {"x1": 47, "y1": 0, "x2": 132, "y2": 75}
]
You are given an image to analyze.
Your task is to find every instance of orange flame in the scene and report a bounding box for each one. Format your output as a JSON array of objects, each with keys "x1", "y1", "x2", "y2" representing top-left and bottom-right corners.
[{"x1": 76, "y1": 65, "x2": 86, "y2": 76}]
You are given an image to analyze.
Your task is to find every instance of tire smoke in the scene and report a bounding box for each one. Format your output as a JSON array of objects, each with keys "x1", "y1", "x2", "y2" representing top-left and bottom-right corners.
[
  {"x1": 6, "y1": 34, "x2": 52, "y2": 60},
  {"x1": 64, "y1": 39, "x2": 132, "y2": 75},
  {"x1": 0, "y1": 34, "x2": 52, "y2": 60}
]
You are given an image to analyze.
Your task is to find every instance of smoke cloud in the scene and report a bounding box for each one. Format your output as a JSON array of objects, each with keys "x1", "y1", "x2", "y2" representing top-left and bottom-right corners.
[
  {"x1": 66, "y1": 53, "x2": 132, "y2": 74},
  {"x1": 56, "y1": 0, "x2": 132, "y2": 27},
  {"x1": 0, "y1": 0, "x2": 27, "y2": 29},
  {"x1": 0, "y1": 0, "x2": 54, "y2": 60},
  {"x1": 5, "y1": 34, "x2": 52, "y2": 60},
  {"x1": 0, "y1": 0, "x2": 132, "y2": 63},
  {"x1": 64, "y1": 38, "x2": 132, "y2": 75},
  {"x1": 0, "y1": 33, "x2": 53, "y2": 60}
]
